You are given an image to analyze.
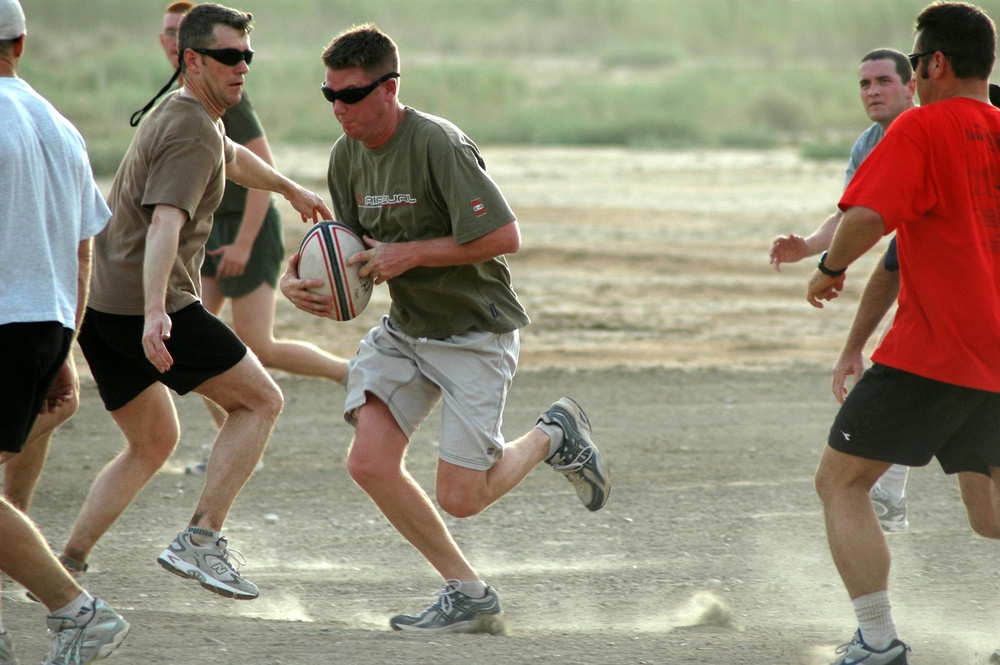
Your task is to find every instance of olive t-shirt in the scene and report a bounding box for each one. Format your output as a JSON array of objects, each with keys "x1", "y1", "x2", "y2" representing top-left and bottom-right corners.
[
  {"x1": 327, "y1": 108, "x2": 529, "y2": 339},
  {"x1": 90, "y1": 91, "x2": 235, "y2": 315},
  {"x1": 217, "y1": 92, "x2": 268, "y2": 216}
]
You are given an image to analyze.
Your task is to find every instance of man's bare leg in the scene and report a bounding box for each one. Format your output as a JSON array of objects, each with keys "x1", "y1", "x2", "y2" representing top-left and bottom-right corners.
[
  {"x1": 62, "y1": 383, "x2": 180, "y2": 563},
  {"x1": 815, "y1": 446, "x2": 892, "y2": 598},
  {"x1": 186, "y1": 353, "x2": 283, "y2": 530},
  {"x1": 348, "y1": 398, "x2": 477, "y2": 583}
]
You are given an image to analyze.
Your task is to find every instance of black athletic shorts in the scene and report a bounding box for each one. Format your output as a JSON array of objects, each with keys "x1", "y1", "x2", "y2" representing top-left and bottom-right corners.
[
  {"x1": 78, "y1": 303, "x2": 247, "y2": 411},
  {"x1": 829, "y1": 363, "x2": 1000, "y2": 475},
  {"x1": 0, "y1": 321, "x2": 73, "y2": 453}
]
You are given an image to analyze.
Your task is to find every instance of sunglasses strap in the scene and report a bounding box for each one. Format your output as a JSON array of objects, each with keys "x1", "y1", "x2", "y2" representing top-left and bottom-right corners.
[{"x1": 130, "y1": 67, "x2": 181, "y2": 128}]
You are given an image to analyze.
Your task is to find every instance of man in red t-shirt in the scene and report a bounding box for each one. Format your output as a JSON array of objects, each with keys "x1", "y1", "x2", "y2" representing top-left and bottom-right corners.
[{"x1": 806, "y1": 4, "x2": 1000, "y2": 664}]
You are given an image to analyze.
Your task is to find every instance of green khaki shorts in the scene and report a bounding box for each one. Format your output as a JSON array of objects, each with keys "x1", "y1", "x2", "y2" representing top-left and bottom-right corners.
[{"x1": 201, "y1": 205, "x2": 283, "y2": 298}]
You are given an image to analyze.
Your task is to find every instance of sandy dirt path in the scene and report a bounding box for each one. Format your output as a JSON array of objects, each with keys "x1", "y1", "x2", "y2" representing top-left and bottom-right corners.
[{"x1": 4, "y1": 147, "x2": 994, "y2": 665}]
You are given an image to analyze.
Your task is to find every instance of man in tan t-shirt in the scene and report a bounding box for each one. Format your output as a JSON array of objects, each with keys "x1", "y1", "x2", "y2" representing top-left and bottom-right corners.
[{"x1": 53, "y1": 3, "x2": 332, "y2": 601}]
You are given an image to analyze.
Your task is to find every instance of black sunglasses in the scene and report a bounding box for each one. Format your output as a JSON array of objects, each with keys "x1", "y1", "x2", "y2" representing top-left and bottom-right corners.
[
  {"x1": 321, "y1": 72, "x2": 399, "y2": 105},
  {"x1": 908, "y1": 50, "x2": 960, "y2": 69},
  {"x1": 191, "y1": 47, "x2": 254, "y2": 66}
]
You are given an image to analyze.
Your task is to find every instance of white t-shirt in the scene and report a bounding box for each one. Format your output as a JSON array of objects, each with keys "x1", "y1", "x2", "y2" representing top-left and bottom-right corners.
[{"x1": 0, "y1": 77, "x2": 110, "y2": 329}]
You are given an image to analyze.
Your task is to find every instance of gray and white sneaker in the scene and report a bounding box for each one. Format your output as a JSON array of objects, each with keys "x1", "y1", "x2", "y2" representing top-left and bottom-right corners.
[
  {"x1": 157, "y1": 531, "x2": 259, "y2": 600},
  {"x1": 43, "y1": 598, "x2": 129, "y2": 665},
  {"x1": 0, "y1": 630, "x2": 17, "y2": 665},
  {"x1": 539, "y1": 397, "x2": 610, "y2": 511},
  {"x1": 831, "y1": 630, "x2": 909, "y2": 665},
  {"x1": 390, "y1": 581, "x2": 502, "y2": 633},
  {"x1": 870, "y1": 485, "x2": 908, "y2": 533},
  {"x1": 990, "y1": 647, "x2": 1000, "y2": 664}
]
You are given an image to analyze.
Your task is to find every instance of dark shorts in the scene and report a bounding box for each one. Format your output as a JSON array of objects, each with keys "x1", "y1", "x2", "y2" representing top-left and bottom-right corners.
[
  {"x1": 0, "y1": 322, "x2": 73, "y2": 453},
  {"x1": 201, "y1": 205, "x2": 283, "y2": 298},
  {"x1": 829, "y1": 363, "x2": 1000, "y2": 475},
  {"x1": 883, "y1": 236, "x2": 899, "y2": 272},
  {"x1": 78, "y1": 303, "x2": 247, "y2": 411}
]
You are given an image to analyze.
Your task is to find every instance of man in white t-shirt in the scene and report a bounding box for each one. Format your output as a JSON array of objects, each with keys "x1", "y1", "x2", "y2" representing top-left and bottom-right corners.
[
  {"x1": 768, "y1": 49, "x2": 916, "y2": 533},
  {"x1": 0, "y1": 1, "x2": 130, "y2": 662}
]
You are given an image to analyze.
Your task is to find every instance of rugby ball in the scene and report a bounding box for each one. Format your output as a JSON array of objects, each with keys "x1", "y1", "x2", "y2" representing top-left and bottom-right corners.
[{"x1": 296, "y1": 221, "x2": 373, "y2": 321}]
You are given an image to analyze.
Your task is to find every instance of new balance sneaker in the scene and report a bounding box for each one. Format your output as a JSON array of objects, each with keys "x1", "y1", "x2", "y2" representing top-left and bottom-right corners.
[
  {"x1": 390, "y1": 581, "x2": 502, "y2": 633},
  {"x1": 157, "y1": 531, "x2": 259, "y2": 600},
  {"x1": 538, "y1": 397, "x2": 610, "y2": 511},
  {"x1": 27, "y1": 555, "x2": 88, "y2": 603},
  {"x1": 831, "y1": 630, "x2": 909, "y2": 665},
  {"x1": 870, "y1": 485, "x2": 908, "y2": 533},
  {"x1": 43, "y1": 598, "x2": 129, "y2": 665},
  {"x1": 0, "y1": 630, "x2": 17, "y2": 665}
]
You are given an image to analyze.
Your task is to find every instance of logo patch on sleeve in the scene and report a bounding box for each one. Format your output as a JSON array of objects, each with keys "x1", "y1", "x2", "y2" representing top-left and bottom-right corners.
[{"x1": 471, "y1": 198, "x2": 487, "y2": 217}]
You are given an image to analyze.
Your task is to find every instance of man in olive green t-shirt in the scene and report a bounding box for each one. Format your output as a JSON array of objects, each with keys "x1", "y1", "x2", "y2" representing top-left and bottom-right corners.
[{"x1": 281, "y1": 24, "x2": 611, "y2": 633}]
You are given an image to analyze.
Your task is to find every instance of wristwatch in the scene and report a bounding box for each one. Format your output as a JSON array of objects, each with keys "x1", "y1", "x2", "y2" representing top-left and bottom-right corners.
[{"x1": 817, "y1": 251, "x2": 846, "y2": 278}]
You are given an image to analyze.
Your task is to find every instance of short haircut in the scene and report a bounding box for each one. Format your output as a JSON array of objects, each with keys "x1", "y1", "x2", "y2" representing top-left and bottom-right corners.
[
  {"x1": 165, "y1": 1, "x2": 195, "y2": 15},
  {"x1": 915, "y1": 1, "x2": 996, "y2": 79},
  {"x1": 321, "y1": 23, "x2": 399, "y2": 76},
  {"x1": 177, "y1": 3, "x2": 252, "y2": 72},
  {"x1": 861, "y1": 48, "x2": 913, "y2": 83}
]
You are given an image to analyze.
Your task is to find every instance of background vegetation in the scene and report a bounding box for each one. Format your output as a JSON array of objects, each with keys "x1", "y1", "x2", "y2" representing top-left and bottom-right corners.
[{"x1": 18, "y1": 0, "x2": 1000, "y2": 175}]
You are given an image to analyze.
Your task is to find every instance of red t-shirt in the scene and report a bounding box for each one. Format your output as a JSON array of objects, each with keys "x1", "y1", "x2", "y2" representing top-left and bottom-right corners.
[{"x1": 840, "y1": 96, "x2": 1000, "y2": 391}]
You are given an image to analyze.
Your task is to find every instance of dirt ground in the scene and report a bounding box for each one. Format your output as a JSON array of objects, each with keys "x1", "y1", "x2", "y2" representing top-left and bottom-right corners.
[{"x1": 4, "y1": 147, "x2": 998, "y2": 664}]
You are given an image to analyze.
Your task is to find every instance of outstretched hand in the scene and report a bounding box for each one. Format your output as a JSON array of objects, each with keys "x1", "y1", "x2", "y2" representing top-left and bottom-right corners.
[
  {"x1": 768, "y1": 233, "x2": 809, "y2": 272},
  {"x1": 286, "y1": 186, "x2": 333, "y2": 224}
]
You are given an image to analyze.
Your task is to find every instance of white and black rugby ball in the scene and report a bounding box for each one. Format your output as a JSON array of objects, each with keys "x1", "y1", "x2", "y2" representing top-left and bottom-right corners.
[{"x1": 296, "y1": 221, "x2": 373, "y2": 321}]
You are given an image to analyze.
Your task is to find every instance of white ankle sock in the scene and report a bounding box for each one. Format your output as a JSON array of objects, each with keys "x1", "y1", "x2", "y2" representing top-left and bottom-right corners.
[
  {"x1": 536, "y1": 423, "x2": 563, "y2": 459},
  {"x1": 852, "y1": 591, "x2": 897, "y2": 650},
  {"x1": 50, "y1": 591, "x2": 94, "y2": 621},
  {"x1": 186, "y1": 525, "x2": 221, "y2": 546},
  {"x1": 874, "y1": 464, "x2": 908, "y2": 501},
  {"x1": 457, "y1": 580, "x2": 487, "y2": 598}
]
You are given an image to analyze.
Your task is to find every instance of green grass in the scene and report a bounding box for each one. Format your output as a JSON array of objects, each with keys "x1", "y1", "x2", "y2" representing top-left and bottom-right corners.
[{"x1": 16, "y1": 0, "x2": 1000, "y2": 174}]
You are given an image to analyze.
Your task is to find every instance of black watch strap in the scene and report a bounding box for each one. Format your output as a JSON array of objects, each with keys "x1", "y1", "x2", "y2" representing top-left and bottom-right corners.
[{"x1": 817, "y1": 251, "x2": 846, "y2": 278}]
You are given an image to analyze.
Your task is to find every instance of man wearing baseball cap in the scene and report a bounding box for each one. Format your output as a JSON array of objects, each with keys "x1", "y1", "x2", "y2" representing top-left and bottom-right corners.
[{"x1": 0, "y1": 0, "x2": 130, "y2": 662}]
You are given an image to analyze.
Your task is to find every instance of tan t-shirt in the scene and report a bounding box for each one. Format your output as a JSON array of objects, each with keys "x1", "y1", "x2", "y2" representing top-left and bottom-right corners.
[{"x1": 89, "y1": 91, "x2": 235, "y2": 315}]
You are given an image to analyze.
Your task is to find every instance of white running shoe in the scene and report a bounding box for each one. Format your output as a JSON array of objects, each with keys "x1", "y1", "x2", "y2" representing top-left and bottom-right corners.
[
  {"x1": 830, "y1": 630, "x2": 909, "y2": 665},
  {"x1": 157, "y1": 531, "x2": 259, "y2": 600},
  {"x1": 390, "y1": 582, "x2": 502, "y2": 633},
  {"x1": 42, "y1": 598, "x2": 129, "y2": 665},
  {"x1": 870, "y1": 485, "x2": 908, "y2": 533},
  {"x1": 539, "y1": 397, "x2": 610, "y2": 511}
]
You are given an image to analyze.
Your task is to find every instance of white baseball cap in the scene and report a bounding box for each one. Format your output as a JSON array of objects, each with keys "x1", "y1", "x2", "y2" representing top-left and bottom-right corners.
[{"x1": 0, "y1": 0, "x2": 25, "y2": 41}]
